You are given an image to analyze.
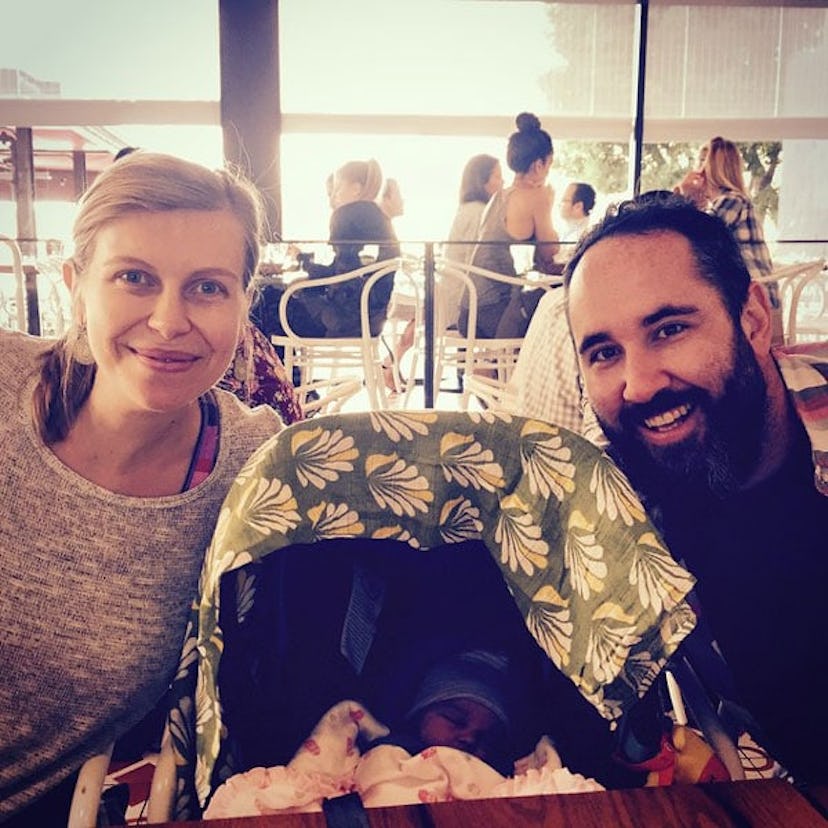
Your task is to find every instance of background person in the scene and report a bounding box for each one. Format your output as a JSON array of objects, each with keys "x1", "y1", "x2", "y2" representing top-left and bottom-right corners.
[
  {"x1": 459, "y1": 113, "x2": 560, "y2": 340},
  {"x1": 377, "y1": 177, "x2": 417, "y2": 393},
  {"x1": 552, "y1": 181, "x2": 596, "y2": 274},
  {"x1": 498, "y1": 288, "x2": 604, "y2": 442},
  {"x1": 0, "y1": 152, "x2": 281, "y2": 824},
  {"x1": 288, "y1": 158, "x2": 400, "y2": 339},
  {"x1": 217, "y1": 321, "x2": 304, "y2": 424},
  {"x1": 558, "y1": 181, "x2": 596, "y2": 247},
  {"x1": 445, "y1": 154, "x2": 504, "y2": 269},
  {"x1": 676, "y1": 136, "x2": 782, "y2": 342},
  {"x1": 440, "y1": 154, "x2": 503, "y2": 331}
]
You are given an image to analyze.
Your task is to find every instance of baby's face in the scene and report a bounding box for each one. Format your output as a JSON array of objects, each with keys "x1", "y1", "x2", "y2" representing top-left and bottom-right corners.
[{"x1": 417, "y1": 698, "x2": 504, "y2": 762}]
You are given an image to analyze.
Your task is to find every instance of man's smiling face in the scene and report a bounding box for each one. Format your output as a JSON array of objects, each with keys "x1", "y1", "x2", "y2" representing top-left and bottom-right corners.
[{"x1": 567, "y1": 230, "x2": 768, "y2": 495}]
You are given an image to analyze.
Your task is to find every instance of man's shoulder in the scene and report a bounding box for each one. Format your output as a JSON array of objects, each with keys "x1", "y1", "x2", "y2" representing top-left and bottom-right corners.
[
  {"x1": 531, "y1": 287, "x2": 568, "y2": 322},
  {"x1": 518, "y1": 289, "x2": 570, "y2": 364}
]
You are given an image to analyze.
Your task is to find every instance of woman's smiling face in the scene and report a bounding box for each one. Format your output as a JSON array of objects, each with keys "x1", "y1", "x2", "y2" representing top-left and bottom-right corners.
[{"x1": 69, "y1": 208, "x2": 249, "y2": 416}]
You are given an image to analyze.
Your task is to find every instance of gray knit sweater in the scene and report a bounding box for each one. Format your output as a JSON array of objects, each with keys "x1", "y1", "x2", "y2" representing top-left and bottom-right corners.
[{"x1": 0, "y1": 331, "x2": 281, "y2": 820}]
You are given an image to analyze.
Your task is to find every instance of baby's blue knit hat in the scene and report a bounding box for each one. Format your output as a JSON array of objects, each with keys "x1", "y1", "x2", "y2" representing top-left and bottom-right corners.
[{"x1": 406, "y1": 649, "x2": 511, "y2": 727}]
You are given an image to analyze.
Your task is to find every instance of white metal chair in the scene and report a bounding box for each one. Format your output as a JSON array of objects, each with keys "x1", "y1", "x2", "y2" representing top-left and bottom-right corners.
[
  {"x1": 433, "y1": 257, "x2": 559, "y2": 410},
  {"x1": 755, "y1": 258, "x2": 826, "y2": 344},
  {"x1": 0, "y1": 234, "x2": 27, "y2": 332},
  {"x1": 271, "y1": 258, "x2": 419, "y2": 414},
  {"x1": 65, "y1": 743, "x2": 114, "y2": 828}
]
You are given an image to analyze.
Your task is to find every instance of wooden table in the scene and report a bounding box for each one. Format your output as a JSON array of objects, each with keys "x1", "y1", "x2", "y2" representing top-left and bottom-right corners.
[{"x1": 153, "y1": 779, "x2": 825, "y2": 827}]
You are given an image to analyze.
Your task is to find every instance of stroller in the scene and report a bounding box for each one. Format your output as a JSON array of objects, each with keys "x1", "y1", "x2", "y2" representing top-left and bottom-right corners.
[{"x1": 151, "y1": 410, "x2": 699, "y2": 820}]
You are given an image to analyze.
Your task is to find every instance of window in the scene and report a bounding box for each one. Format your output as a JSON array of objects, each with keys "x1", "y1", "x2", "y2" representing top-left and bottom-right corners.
[
  {"x1": 0, "y1": 0, "x2": 220, "y2": 101},
  {"x1": 280, "y1": 0, "x2": 566, "y2": 117},
  {"x1": 278, "y1": 2, "x2": 639, "y2": 241},
  {"x1": 642, "y1": 5, "x2": 828, "y2": 258},
  {"x1": 646, "y1": 5, "x2": 828, "y2": 120}
]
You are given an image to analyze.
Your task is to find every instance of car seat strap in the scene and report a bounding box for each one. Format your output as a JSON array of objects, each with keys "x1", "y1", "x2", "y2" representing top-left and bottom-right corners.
[
  {"x1": 340, "y1": 563, "x2": 386, "y2": 674},
  {"x1": 323, "y1": 792, "x2": 370, "y2": 827}
]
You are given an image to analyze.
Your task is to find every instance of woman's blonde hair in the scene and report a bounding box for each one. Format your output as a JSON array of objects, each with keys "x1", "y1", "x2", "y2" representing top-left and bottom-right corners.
[
  {"x1": 33, "y1": 151, "x2": 266, "y2": 444},
  {"x1": 702, "y1": 136, "x2": 748, "y2": 197},
  {"x1": 336, "y1": 158, "x2": 383, "y2": 202}
]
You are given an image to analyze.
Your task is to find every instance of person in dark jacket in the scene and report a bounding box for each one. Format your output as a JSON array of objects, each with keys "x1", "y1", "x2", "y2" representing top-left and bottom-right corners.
[{"x1": 288, "y1": 158, "x2": 400, "y2": 338}]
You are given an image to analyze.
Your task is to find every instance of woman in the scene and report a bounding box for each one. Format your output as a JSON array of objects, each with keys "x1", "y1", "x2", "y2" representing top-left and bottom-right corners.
[
  {"x1": 218, "y1": 320, "x2": 304, "y2": 424},
  {"x1": 0, "y1": 152, "x2": 281, "y2": 824},
  {"x1": 677, "y1": 136, "x2": 780, "y2": 341},
  {"x1": 377, "y1": 177, "x2": 414, "y2": 392},
  {"x1": 447, "y1": 154, "x2": 504, "y2": 266},
  {"x1": 289, "y1": 159, "x2": 401, "y2": 339},
  {"x1": 458, "y1": 113, "x2": 560, "y2": 339},
  {"x1": 440, "y1": 154, "x2": 503, "y2": 331},
  {"x1": 678, "y1": 136, "x2": 773, "y2": 282}
]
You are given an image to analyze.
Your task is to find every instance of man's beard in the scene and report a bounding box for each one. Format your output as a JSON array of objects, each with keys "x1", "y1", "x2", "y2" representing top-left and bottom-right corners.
[{"x1": 598, "y1": 332, "x2": 768, "y2": 501}]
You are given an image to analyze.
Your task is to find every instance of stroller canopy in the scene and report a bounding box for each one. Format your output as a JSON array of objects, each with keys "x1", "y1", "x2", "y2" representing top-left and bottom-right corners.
[{"x1": 166, "y1": 410, "x2": 697, "y2": 813}]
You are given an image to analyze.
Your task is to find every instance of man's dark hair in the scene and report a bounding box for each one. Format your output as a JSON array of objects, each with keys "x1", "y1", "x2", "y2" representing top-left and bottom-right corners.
[
  {"x1": 563, "y1": 194, "x2": 752, "y2": 324},
  {"x1": 571, "y1": 182, "x2": 596, "y2": 215}
]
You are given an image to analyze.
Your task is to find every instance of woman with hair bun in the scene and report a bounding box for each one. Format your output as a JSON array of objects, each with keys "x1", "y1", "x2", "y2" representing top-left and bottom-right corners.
[
  {"x1": 458, "y1": 113, "x2": 560, "y2": 339},
  {"x1": 0, "y1": 152, "x2": 281, "y2": 825}
]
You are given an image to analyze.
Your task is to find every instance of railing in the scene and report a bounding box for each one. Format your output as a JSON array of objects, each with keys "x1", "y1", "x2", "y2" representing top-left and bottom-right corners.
[
  {"x1": 0, "y1": 236, "x2": 70, "y2": 337},
  {"x1": 0, "y1": 235, "x2": 27, "y2": 332},
  {"x1": 2, "y1": 236, "x2": 826, "y2": 409}
]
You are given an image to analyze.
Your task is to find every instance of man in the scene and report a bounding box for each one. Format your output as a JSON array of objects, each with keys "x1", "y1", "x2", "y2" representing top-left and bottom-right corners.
[
  {"x1": 499, "y1": 288, "x2": 604, "y2": 443},
  {"x1": 559, "y1": 182, "x2": 596, "y2": 248},
  {"x1": 564, "y1": 195, "x2": 827, "y2": 785}
]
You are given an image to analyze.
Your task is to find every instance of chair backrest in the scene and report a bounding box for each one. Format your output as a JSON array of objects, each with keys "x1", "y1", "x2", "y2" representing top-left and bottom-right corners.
[
  {"x1": 272, "y1": 258, "x2": 411, "y2": 412},
  {"x1": 0, "y1": 234, "x2": 27, "y2": 332},
  {"x1": 162, "y1": 410, "x2": 697, "y2": 818},
  {"x1": 380, "y1": 252, "x2": 423, "y2": 406},
  {"x1": 433, "y1": 257, "x2": 559, "y2": 408},
  {"x1": 754, "y1": 258, "x2": 826, "y2": 344}
]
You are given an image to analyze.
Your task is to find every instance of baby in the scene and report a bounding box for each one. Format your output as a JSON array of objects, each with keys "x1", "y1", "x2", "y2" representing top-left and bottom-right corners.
[
  {"x1": 378, "y1": 649, "x2": 514, "y2": 772},
  {"x1": 204, "y1": 649, "x2": 602, "y2": 819}
]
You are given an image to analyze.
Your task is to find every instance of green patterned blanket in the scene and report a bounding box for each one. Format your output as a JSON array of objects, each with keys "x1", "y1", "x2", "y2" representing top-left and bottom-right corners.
[{"x1": 166, "y1": 410, "x2": 697, "y2": 814}]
